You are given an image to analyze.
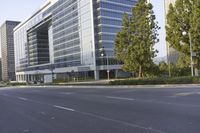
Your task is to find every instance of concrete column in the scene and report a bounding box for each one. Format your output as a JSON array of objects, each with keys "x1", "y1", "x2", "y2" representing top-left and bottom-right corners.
[
  {"x1": 33, "y1": 75, "x2": 35, "y2": 81},
  {"x1": 26, "y1": 75, "x2": 29, "y2": 82},
  {"x1": 94, "y1": 70, "x2": 99, "y2": 80},
  {"x1": 195, "y1": 68, "x2": 199, "y2": 76},
  {"x1": 31, "y1": 75, "x2": 33, "y2": 81},
  {"x1": 115, "y1": 69, "x2": 119, "y2": 78}
]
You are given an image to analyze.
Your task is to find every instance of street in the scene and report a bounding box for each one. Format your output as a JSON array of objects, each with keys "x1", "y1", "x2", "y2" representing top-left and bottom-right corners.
[{"x1": 0, "y1": 86, "x2": 200, "y2": 133}]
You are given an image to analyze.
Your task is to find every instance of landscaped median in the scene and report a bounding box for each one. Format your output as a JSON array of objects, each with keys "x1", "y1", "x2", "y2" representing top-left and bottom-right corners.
[{"x1": 109, "y1": 76, "x2": 200, "y2": 85}]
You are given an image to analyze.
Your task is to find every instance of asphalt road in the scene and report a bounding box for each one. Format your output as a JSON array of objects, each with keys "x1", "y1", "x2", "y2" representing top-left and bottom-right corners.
[{"x1": 0, "y1": 85, "x2": 200, "y2": 133}]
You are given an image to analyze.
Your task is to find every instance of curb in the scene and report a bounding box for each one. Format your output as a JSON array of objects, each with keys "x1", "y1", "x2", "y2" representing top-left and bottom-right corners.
[{"x1": 1, "y1": 84, "x2": 200, "y2": 89}]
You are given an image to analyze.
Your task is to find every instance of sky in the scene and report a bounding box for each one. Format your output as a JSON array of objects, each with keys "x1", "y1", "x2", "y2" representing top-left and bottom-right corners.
[
  {"x1": 151, "y1": 0, "x2": 167, "y2": 58},
  {"x1": 0, "y1": 0, "x2": 166, "y2": 58}
]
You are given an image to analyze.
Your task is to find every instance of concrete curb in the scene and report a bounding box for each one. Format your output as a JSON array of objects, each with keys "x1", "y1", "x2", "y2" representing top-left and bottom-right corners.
[{"x1": 1, "y1": 84, "x2": 200, "y2": 89}]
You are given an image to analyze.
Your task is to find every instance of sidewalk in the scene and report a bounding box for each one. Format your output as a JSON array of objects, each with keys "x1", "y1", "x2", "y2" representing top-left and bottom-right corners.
[
  {"x1": 1, "y1": 80, "x2": 200, "y2": 89},
  {"x1": 57, "y1": 79, "x2": 110, "y2": 85}
]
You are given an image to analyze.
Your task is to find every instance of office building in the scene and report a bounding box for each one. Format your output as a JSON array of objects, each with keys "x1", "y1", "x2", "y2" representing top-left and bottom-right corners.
[
  {"x1": 0, "y1": 21, "x2": 20, "y2": 81},
  {"x1": 0, "y1": 58, "x2": 2, "y2": 81},
  {"x1": 14, "y1": 0, "x2": 137, "y2": 82}
]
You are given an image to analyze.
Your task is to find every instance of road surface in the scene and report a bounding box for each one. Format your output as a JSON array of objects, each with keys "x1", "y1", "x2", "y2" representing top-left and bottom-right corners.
[{"x1": 0, "y1": 86, "x2": 200, "y2": 133}]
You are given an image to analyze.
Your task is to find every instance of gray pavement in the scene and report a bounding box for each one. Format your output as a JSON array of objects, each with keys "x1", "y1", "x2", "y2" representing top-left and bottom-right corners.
[{"x1": 0, "y1": 86, "x2": 200, "y2": 133}]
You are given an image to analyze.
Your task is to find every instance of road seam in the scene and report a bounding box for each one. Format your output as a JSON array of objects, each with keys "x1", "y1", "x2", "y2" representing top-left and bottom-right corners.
[
  {"x1": 53, "y1": 105, "x2": 75, "y2": 112},
  {"x1": 18, "y1": 97, "x2": 28, "y2": 101},
  {"x1": 75, "y1": 111, "x2": 165, "y2": 133},
  {"x1": 106, "y1": 96, "x2": 135, "y2": 101}
]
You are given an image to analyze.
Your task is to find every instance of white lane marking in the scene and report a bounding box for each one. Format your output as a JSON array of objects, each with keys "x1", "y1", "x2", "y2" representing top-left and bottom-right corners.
[
  {"x1": 51, "y1": 117, "x2": 55, "y2": 120},
  {"x1": 31, "y1": 90, "x2": 41, "y2": 92},
  {"x1": 53, "y1": 105, "x2": 75, "y2": 112},
  {"x1": 114, "y1": 90, "x2": 138, "y2": 93},
  {"x1": 18, "y1": 97, "x2": 28, "y2": 101},
  {"x1": 40, "y1": 112, "x2": 46, "y2": 115},
  {"x1": 172, "y1": 91, "x2": 200, "y2": 97},
  {"x1": 59, "y1": 92, "x2": 74, "y2": 95},
  {"x1": 106, "y1": 96, "x2": 135, "y2": 101},
  {"x1": 23, "y1": 129, "x2": 30, "y2": 133},
  {"x1": 107, "y1": 96, "x2": 200, "y2": 108}
]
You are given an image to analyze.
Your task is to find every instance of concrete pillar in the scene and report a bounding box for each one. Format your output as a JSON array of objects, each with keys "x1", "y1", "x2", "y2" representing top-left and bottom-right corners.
[
  {"x1": 195, "y1": 68, "x2": 199, "y2": 76},
  {"x1": 31, "y1": 75, "x2": 33, "y2": 81},
  {"x1": 115, "y1": 69, "x2": 119, "y2": 78},
  {"x1": 94, "y1": 70, "x2": 99, "y2": 80},
  {"x1": 26, "y1": 75, "x2": 29, "y2": 82},
  {"x1": 33, "y1": 75, "x2": 35, "y2": 81}
]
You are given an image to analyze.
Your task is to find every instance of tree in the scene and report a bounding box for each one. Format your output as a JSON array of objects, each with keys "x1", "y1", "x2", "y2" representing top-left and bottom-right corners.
[
  {"x1": 176, "y1": 53, "x2": 190, "y2": 68},
  {"x1": 114, "y1": 0, "x2": 160, "y2": 78},
  {"x1": 158, "y1": 61, "x2": 169, "y2": 76},
  {"x1": 166, "y1": 0, "x2": 192, "y2": 55},
  {"x1": 114, "y1": 13, "x2": 130, "y2": 61},
  {"x1": 191, "y1": 0, "x2": 200, "y2": 67},
  {"x1": 166, "y1": 0, "x2": 200, "y2": 68}
]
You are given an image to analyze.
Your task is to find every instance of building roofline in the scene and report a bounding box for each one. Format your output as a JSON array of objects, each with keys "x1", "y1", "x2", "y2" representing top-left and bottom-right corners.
[
  {"x1": 0, "y1": 20, "x2": 21, "y2": 28},
  {"x1": 14, "y1": 1, "x2": 52, "y2": 32}
]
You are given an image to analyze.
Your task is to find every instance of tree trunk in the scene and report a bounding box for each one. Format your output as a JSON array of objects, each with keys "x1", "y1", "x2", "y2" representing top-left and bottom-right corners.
[{"x1": 139, "y1": 65, "x2": 142, "y2": 78}]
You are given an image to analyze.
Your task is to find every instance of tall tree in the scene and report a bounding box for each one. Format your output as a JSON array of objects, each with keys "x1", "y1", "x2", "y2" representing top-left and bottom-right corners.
[
  {"x1": 191, "y1": 0, "x2": 200, "y2": 67},
  {"x1": 114, "y1": 0, "x2": 159, "y2": 78},
  {"x1": 114, "y1": 13, "x2": 130, "y2": 61},
  {"x1": 166, "y1": 0, "x2": 200, "y2": 68},
  {"x1": 166, "y1": 0, "x2": 192, "y2": 55}
]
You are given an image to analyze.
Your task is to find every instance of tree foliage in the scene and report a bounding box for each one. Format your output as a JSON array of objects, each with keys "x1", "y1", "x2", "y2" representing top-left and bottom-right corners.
[
  {"x1": 158, "y1": 61, "x2": 190, "y2": 77},
  {"x1": 176, "y1": 53, "x2": 190, "y2": 68},
  {"x1": 114, "y1": 0, "x2": 160, "y2": 78},
  {"x1": 114, "y1": 13, "x2": 130, "y2": 61},
  {"x1": 191, "y1": 0, "x2": 200, "y2": 66},
  {"x1": 166, "y1": 0, "x2": 200, "y2": 67}
]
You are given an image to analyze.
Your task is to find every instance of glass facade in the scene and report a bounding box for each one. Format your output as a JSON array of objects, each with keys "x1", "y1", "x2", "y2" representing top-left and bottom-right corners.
[
  {"x1": 14, "y1": 0, "x2": 136, "y2": 82},
  {"x1": 51, "y1": 0, "x2": 81, "y2": 68},
  {"x1": 94, "y1": 0, "x2": 136, "y2": 65},
  {"x1": 0, "y1": 21, "x2": 20, "y2": 81}
]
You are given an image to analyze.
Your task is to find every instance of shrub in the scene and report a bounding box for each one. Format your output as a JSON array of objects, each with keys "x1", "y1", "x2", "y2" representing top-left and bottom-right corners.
[{"x1": 109, "y1": 76, "x2": 200, "y2": 85}]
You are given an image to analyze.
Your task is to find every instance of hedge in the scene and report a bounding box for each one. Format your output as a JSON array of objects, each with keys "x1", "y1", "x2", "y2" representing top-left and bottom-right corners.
[{"x1": 109, "y1": 76, "x2": 200, "y2": 85}]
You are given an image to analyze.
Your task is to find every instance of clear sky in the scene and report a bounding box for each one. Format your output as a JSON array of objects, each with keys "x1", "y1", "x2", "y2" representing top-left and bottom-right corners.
[
  {"x1": 151, "y1": 0, "x2": 167, "y2": 58},
  {"x1": 0, "y1": 0, "x2": 46, "y2": 25},
  {"x1": 0, "y1": 0, "x2": 166, "y2": 58}
]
